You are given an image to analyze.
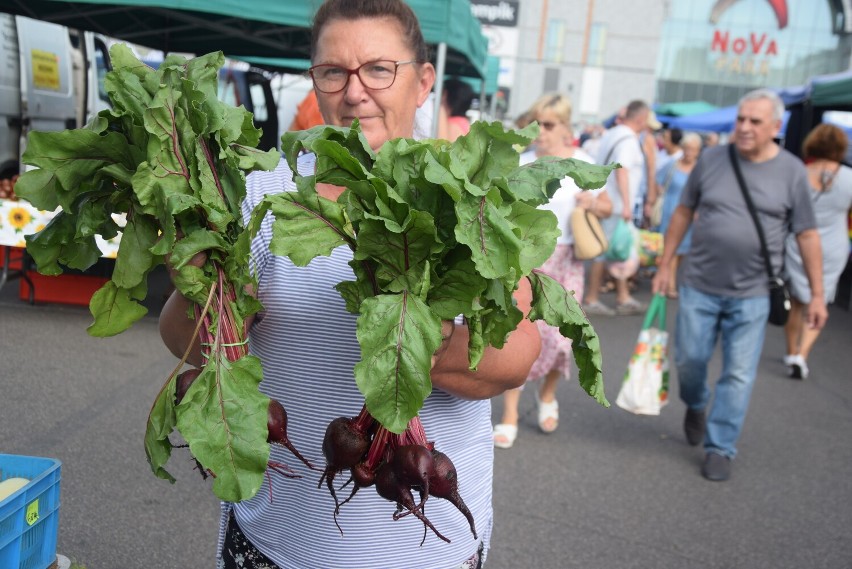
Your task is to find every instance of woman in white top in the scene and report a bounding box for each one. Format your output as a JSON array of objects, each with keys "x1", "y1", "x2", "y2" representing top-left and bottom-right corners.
[
  {"x1": 159, "y1": 1, "x2": 541, "y2": 567},
  {"x1": 492, "y1": 93, "x2": 612, "y2": 449}
]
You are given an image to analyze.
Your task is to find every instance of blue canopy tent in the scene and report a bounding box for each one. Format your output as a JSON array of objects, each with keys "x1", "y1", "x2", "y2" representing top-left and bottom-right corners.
[
  {"x1": 665, "y1": 106, "x2": 739, "y2": 133},
  {"x1": 666, "y1": 104, "x2": 791, "y2": 135}
]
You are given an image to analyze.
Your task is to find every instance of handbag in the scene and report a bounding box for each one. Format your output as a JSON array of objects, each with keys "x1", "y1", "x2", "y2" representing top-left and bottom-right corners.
[
  {"x1": 616, "y1": 294, "x2": 670, "y2": 415},
  {"x1": 728, "y1": 145, "x2": 791, "y2": 326},
  {"x1": 571, "y1": 207, "x2": 609, "y2": 260}
]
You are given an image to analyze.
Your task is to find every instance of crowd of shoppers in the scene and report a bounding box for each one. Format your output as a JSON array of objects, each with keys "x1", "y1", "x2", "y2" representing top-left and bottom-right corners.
[{"x1": 490, "y1": 87, "x2": 845, "y2": 487}]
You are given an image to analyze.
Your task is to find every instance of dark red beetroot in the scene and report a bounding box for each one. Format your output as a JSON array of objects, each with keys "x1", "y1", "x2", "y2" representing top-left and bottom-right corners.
[
  {"x1": 336, "y1": 460, "x2": 377, "y2": 512},
  {"x1": 319, "y1": 416, "x2": 372, "y2": 515},
  {"x1": 429, "y1": 450, "x2": 477, "y2": 539},
  {"x1": 174, "y1": 368, "x2": 202, "y2": 405},
  {"x1": 351, "y1": 461, "x2": 377, "y2": 488},
  {"x1": 267, "y1": 399, "x2": 315, "y2": 471},
  {"x1": 392, "y1": 444, "x2": 435, "y2": 511},
  {"x1": 374, "y1": 462, "x2": 449, "y2": 544}
]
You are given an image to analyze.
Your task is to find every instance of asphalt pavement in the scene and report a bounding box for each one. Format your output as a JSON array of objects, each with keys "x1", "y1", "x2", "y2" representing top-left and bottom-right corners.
[{"x1": 1, "y1": 271, "x2": 851, "y2": 569}]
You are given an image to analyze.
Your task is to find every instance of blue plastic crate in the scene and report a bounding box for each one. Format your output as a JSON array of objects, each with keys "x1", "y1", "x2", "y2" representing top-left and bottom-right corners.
[{"x1": 0, "y1": 454, "x2": 62, "y2": 569}]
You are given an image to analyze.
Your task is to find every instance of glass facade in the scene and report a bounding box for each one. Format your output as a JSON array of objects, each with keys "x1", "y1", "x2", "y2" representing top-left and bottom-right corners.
[{"x1": 656, "y1": 0, "x2": 851, "y2": 106}]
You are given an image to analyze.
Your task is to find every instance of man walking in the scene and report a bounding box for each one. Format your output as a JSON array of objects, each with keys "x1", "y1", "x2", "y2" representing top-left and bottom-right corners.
[
  {"x1": 583, "y1": 100, "x2": 650, "y2": 316},
  {"x1": 653, "y1": 89, "x2": 827, "y2": 481}
]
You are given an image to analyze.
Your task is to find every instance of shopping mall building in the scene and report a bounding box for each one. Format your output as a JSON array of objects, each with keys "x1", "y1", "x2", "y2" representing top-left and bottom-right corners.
[{"x1": 479, "y1": 0, "x2": 852, "y2": 123}]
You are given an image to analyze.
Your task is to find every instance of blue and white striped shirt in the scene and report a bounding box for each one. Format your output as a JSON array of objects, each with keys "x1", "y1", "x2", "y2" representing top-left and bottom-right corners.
[{"x1": 218, "y1": 154, "x2": 494, "y2": 569}]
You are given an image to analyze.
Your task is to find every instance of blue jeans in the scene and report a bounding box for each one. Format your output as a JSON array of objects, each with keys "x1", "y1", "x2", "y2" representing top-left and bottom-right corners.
[{"x1": 674, "y1": 284, "x2": 769, "y2": 459}]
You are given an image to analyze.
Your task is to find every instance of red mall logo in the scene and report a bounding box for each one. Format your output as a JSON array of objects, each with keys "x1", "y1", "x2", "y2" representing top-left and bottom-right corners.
[
  {"x1": 711, "y1": 30, "x2": 778, "y2": 56},
  {"x1": 708, "y1": 0, "x2": 788, "y2": 75},
  {"x1": 709, "y1": 0, "x2": 788, "y2": 30}
]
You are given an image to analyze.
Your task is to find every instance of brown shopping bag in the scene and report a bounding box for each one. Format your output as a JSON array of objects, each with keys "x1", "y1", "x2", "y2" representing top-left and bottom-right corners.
[{"x1": 616, "y1": 294, "x2": 670, "y2": 415}]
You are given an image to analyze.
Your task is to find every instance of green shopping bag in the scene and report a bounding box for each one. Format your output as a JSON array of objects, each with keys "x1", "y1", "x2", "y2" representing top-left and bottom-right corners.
[
  {"x1": 605, "y1": 218, "x2": 634, "y2": 262},
  {"x1": 616, "y1": 294, "x2": 670, "y2": 415}
]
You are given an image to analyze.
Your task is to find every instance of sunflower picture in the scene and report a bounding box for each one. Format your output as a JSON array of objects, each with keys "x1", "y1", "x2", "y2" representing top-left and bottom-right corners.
[{"x1": 9, "y1": 206, "x2": 32, "y2": 231}]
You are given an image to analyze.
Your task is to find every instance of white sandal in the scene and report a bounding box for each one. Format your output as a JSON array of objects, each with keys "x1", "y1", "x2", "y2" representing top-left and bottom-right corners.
[
  {"x1": 492, "y1": 424, "x2": 518, "y2": 449},
  {"x1": 536, "y1": 395, "x2": 559, "y2": 434}
]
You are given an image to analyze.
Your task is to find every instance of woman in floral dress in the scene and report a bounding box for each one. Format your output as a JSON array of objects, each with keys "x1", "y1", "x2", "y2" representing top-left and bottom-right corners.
[{"x1": 492, "y1": 93, "x2": 612, "y2": 448}]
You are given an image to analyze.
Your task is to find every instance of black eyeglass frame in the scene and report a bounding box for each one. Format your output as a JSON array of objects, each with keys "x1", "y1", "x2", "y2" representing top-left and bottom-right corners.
[{"x1": 308, "y1": 59, "x2": 421, "y2": 94}]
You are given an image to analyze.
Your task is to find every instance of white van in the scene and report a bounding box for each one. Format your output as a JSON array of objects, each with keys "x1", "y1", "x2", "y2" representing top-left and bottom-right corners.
[{"x1": 0, "y1": 14, "x2": 112, "y2": 178}]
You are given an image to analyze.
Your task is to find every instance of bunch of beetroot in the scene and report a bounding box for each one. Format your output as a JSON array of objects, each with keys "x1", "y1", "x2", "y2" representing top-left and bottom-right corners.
[
  {"x1": 320, "y1": 405, "x2": 476, "y2": 544},
  {"x1": 244, "y1": 117, "x2": 614, "y2": 542},
  {"x1": 14, "y1": 45, "x2": 311, "y2": 502}
]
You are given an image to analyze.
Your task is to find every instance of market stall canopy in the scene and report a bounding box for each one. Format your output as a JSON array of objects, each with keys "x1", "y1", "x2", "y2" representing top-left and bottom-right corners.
[
  {"x1": 409, "y1": 0, "x2": 488, "y2": 79},
  {"x1": 667, "y1": 104, "x2": 790, "y2": 135},
  {"x1": 808, "y1": 69, "x2": 852, "y2": 108},
  {"x1": 1, "y1": 0, "x2": 316, "y2": 59},
  {"x1": 653, "y1": 101, "x2": 717, "y2": 117},
  {"x1": 665, "y1": 106, "x2": 739, "y2": 132},
  {"x1": 458, "y1": 55, "x2": 499, "y2": 97},
  {"x1": 1, "y1": 0, "x2": 488, "y2": 79},
  {"x1": 783, "y1": 69, "x2": 852, "y2": 159},
  {"x1": 232, "y1": 57, "x2": 311, "y2": 75}
]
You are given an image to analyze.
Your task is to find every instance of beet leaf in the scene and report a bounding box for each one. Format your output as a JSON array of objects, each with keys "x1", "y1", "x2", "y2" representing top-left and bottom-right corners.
[
  {"x1": 251, "y1": 119, "x2": 615, "y2": 432},
  {"x1": 175, "y1": 355, "x2": 270, "y2": 502}
]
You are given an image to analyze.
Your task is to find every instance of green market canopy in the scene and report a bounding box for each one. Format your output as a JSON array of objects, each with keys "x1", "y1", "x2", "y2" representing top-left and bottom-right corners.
[
  {"x1": 653, "y1": 101, "x2": 718, "y2": 117},
  {"x1": 0, "y1": 0, "x2": 489, "y2": 78}
]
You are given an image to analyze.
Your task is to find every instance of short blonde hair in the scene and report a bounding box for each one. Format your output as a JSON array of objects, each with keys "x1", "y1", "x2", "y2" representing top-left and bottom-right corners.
[{"x1": 528, "y1": 93, "x2": 572, "y2": 126}]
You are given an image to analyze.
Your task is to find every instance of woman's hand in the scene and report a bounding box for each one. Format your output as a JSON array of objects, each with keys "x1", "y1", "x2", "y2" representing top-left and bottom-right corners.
[
  {"x1": 576, "y1": 190, "x2": 612, "y2": 218},
  {"x1": 160, "y1": 246, "x2": 256, "y2": 366},
  {"x1": 431, "y1": 320, "x2": 456, "y2": 369},
  {"x1": 429, "y1": 277, "x2": 541, "y2": 400},
  {"x1": 160, "y1": 248, "x2": 208, "y2": 366},
  {"x1": 575, "y1": 191, "x2": 595, "y2": 210}
]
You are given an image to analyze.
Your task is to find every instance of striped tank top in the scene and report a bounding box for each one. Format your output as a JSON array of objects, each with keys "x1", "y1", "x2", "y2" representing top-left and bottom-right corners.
[{"x1": 216, "y1": 153, "x2": 495, "y2": 568}]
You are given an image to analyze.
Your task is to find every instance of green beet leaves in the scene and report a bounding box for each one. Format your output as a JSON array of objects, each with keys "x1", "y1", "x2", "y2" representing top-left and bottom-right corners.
[
  {"x1": 254, "y1": 120, "x2": 613, "y2": 433},
  {"x1": 15, "y1": 45, "x2": 280, "y2": 502}
]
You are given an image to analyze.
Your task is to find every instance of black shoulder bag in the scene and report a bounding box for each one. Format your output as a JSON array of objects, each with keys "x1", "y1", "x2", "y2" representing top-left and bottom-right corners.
[{"x1": 728, "y1": 144, "x2": 790, "y2": 326}]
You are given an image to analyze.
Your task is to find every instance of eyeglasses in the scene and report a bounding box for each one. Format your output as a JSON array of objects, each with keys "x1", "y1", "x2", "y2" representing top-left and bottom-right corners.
[{"x1": 308, "y1": 59, "x2": 420, "y2": 94}]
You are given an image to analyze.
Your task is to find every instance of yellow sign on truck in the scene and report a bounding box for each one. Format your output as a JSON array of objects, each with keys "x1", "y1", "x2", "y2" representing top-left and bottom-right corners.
[
  {"x1": 0, "y1": 14, "x2": 112, "y2": 180},
  {"x1": 31, "y1": 49, "x2": 61, "y2": 90}
]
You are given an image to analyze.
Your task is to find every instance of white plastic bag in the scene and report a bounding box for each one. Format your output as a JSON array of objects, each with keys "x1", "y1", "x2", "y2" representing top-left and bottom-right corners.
[{"x1": 616, "y1": 295, "x2": 670, "y2": 415}]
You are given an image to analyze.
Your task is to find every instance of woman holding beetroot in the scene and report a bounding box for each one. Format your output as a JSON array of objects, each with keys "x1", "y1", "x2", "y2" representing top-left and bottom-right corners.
[{"x1": 159, "y1": 0, "x2": 540, "y2": 567}]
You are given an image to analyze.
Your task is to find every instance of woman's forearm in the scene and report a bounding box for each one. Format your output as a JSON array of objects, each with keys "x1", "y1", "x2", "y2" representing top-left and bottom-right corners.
[
  {"x1": 429, "y1": 277, "x2": 540, "y2": 399},
  {"x1": 159, "y1": 290, "x2": 204, "y2": 366}
]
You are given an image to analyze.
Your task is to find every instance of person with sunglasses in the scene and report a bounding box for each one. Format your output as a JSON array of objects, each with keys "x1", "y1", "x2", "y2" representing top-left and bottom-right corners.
[
  {"x1": 158, "y1": 0, "x2": 541, "y2": 567},
  {"x1": 492, "y1": 93, "x2": 611, "y2": 449}
]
